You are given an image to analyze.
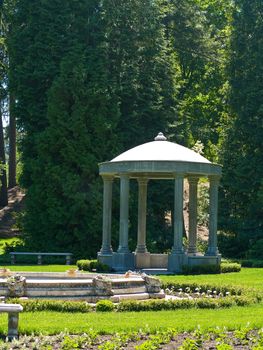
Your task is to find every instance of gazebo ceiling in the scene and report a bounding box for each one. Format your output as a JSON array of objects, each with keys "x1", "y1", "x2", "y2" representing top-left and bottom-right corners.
[{"x1": 99, "y1": 133, "x2": 222, "y2": 178}]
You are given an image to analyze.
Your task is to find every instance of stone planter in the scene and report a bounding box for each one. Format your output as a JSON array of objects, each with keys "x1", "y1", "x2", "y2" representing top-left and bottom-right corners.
[
  {"x1": 92, "y1": 276, "x2": 113, "y2": 296},
  {"x1": 142, "y1": 274, "x2": 161, "y2": 293},
  {"x1": 6, "y1": 275, "x2": 26, "y2": 297}
]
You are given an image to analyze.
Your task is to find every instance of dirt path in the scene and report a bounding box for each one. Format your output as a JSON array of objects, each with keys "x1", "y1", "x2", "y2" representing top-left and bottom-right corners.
[{"x1": 0, "y1": 186, "x2": 25, "y2": 237}]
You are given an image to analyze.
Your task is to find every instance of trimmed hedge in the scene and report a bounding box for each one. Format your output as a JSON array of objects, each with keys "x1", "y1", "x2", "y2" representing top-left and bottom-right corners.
[
  {"x1": 76, "y1": 259, "x2": 110, "y2": 272},
  {"x1": 182, "y1": 262, "x2": 241, "y2": 275},
  {"x1": 96, "y1": 300, "x2": 115, "y2": 312},
  {"x1": 116, "y1": 296, "x2": 257, "y2": 312},
  {"x1": 9, "y1": 299, "x2": 91, "y2": 313},
  {"x1": 9, "y1": 290, "x2": 260, "y2": 313},
  {"x1": 220, "y1": 262, "x2": 241, "y2": 273},
  {"x1": 182, "y1": 264, "x2": 220, "y2": 275}
]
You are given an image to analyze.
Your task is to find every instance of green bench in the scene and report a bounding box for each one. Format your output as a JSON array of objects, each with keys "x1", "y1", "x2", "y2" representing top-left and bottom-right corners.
[{"x1": 10, "y1": 252, "x2": 72, "y2": 265}]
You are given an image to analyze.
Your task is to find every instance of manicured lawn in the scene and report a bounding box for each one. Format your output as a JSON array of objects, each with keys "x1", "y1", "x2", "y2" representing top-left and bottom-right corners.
[
  {"x1": 0, "y1": 265, "x2": 77, "y2": 272},
  {"x1": 159, "y1": 268, "x2": 263, "y2": 290},
  {"x1": 0, "y1": 267, "x2": 262, "y2": 337},
  {"x1": 0, "y1": 304, "x2": 262, "y2": 335}
]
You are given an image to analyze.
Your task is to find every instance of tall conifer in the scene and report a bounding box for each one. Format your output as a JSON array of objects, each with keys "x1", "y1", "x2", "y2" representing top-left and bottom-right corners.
[{"x1": 219, "y1": 0, "x2": 263, "y2": 257}]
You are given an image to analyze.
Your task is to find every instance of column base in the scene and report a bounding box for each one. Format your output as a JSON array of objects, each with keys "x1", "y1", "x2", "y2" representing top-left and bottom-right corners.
[
  {"x1": 187, "y1": 246, "x2": 197, "y2": 255},
  {"x1": 205, "y1": 247, "x2": 220, "y2": 256},
  {"x1": 97, "y1": 252, "x2": 113, "y2": 268},
  {"x1": 117, "y1": 247, "x2": 130, "y2": 254},
  {"x1": 187, "y1": 251, "x2": 202, "y2": 257},
  {"x1": 135, "y1": 252, "x2": 151, "y2": 269},
  {"x1": 168, "y1": 253, "x2": 187, "y2": 273},
  {"x1": 112, "y1": 252, "x2": 135, "y2": 271}
]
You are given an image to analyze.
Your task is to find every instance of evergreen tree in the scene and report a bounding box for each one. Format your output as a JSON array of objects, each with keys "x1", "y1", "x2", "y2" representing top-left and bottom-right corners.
[
  {"x1": 103, "y1": 0, "x2": 177, "y2": 250},
  {"x1": 165, "y1": 0, "x2": 233, "y2": 161},
  {"x1": 9, "y1": 0, "x2": 73, "y2": 187},
  {"x1": 104, "y1": 0, "x2": 175, "y2": 150},
  {"x1": 219, "y1": 0, "x2": 263, "y2": 258},
  {"x1": 10, "y1": 0, "x2": 177, "y2": 256},
  {"x1": 15, "y1": 0, "x2": 120, "y2": 256},
  {"x1": 0, "y1": 0, "x2": 8, "y2": 206}
]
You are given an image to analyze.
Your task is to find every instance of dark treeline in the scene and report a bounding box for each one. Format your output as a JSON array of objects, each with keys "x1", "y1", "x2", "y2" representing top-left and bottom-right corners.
[{"x1": 0, "y1": 0, "x2": 262, "y2": 259}]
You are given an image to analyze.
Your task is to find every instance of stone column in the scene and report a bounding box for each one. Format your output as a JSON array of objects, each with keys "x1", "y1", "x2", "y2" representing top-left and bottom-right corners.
[
  {"x1": 206, "y1": 175, "x2": 220, "y2": 256},
  {"x1": 172, "y1": 174, "x2": 184, "y2": 253},
  {"x1": 188, "y1": 176, "x2": 199, "y2": 254},
  {"x1": 117, "y1": 174, "x2": 130, "y2": 253},
  {"x1": 136, "y1": 178, "x2": 149, "y2": 253},
  {"x1": 100, "y1": 175, "x2": 113, "y2": 254}
]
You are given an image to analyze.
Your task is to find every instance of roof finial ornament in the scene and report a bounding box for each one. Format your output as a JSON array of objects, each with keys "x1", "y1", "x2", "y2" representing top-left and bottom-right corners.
[{"x1": 154, "y1": 132, "x2": 167, "y2": 141}]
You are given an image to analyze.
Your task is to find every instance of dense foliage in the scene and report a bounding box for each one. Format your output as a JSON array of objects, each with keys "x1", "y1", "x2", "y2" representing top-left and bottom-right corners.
[
  {"x1": 219, "y1": 0, "x2": 263, "y2": 258},
  {"x1": 2, "y1": 0, "x2": 262, "y2": 258}
]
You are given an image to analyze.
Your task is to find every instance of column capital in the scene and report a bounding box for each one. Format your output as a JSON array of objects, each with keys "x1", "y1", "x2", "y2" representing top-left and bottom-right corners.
[
  {"x1": 188, "y1": 176, "x2": 199, "y2": 184},
  {"x1": 173, "y1": 173, "x2": 185, "y2": 180},
  {"x1": 208, "y1": 175, "x2": 221, "y2": 184},
  {"x1": 119, "y1": 173, "x2": 130, "y2": 180},
  {"x1": 102, "y1": 175, "x2": 114, "y2": 182},
  {"x1": 137, "y1": 177, "x2": 149, "y2": 185}
]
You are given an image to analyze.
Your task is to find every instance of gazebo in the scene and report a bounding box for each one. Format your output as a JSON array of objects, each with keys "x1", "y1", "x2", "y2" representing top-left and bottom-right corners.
[{"x1": 97, "y1": 133, "x2": 222, "y2": 273}]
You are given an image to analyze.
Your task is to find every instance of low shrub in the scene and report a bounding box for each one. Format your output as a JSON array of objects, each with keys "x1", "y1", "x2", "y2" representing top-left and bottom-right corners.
[
  {"x1": 90, "y1": 260, "x2": 111, "y2": 272},
  {"x1": 182, "y1": 262, "x2": 241, "y2": 275},
  {"x1": 76, "y1": 259, "x2": 91, "y2": 271},
  {"x1": 96, "y1": 300, "x2": 115, "y2": 312},
  {"x1": 182, "y1": 264, "x2": 220, "y2": 275},
  {"x1": 116, "y1": 295, "x2": 256, "y2": 312},
  {"x1": 195, "y1": 298, "x2": 217, "y2": 309},
  {"x1": 117, "y1": 299, "x2": 196, "y2": 312},
  {"x1": 76, "y1": 259, "x2": 111, "y2": 272},
  {"x1": 8, "y1": 291, "x2": 258, "y2": 314},
  {"x1": 220, "y1": 262, "x2": 241, "y2": 273},
  {"x1": 9, "y1": 299, "x2": 91, "y2": 313}
]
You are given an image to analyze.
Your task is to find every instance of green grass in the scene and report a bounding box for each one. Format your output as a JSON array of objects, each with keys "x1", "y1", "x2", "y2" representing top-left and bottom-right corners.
[
  {"x1": 0, "y1": 304, "x2": 262, "y2": 335},
  {"x1": 0, "y1": 265, "x2": 77, "y2": 272},
  {"x1": 0, "y1": 267, "x2": 262, "y2": 336},
  {"x1": 159, "y1": 268, "x2": 263, "y2": 290}
]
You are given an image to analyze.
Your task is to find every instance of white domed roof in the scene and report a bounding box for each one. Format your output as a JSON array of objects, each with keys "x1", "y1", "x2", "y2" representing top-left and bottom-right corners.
[{"x1": 111, "y1": 133, "x2": 210, "y2": 164}]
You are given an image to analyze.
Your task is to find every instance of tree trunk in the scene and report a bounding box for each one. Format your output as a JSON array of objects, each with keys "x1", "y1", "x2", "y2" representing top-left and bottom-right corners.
[
  {"x1": 0, "y1": 106, "x2": 8, "y2": 207},
  {"x1": 8, "y1": 93, "x2": 16, "y2": 188}
]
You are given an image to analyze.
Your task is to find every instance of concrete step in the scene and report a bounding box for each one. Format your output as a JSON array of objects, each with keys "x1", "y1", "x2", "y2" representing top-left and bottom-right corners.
[
  {"x1": 24, "y1": 289, "x2": 95, "y2": 297},
  {"x1": 110, "y1": 292, "x2": 150, "y2": 302},
  {"x1": 111, "y1": 286, "x2": 147, "y2": 294},
  {"x1": 0, "y1": 272, "x2": 164, "y2": 301}
]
